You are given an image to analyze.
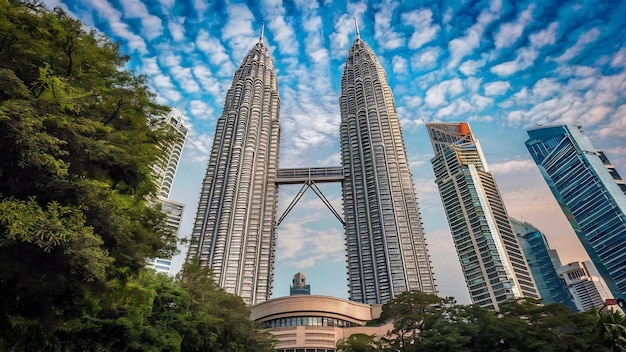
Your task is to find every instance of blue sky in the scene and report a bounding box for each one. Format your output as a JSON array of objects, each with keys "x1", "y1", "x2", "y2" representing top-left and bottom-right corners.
[{"x1": 46, "y1": 0, "x2": 626, "y2": 303}]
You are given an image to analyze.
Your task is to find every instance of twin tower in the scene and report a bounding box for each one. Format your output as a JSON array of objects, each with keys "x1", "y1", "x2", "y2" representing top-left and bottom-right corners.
[{"x1": 186, "y1": 30, "x2": 437, "y2": 305}]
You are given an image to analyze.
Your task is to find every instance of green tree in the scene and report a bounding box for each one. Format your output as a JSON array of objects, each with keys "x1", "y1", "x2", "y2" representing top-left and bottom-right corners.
[
  {"x1": 0, "y1": 0, "x2": 173, "y2": 348},
  {"x1": 379, "y1": 290, "x2": 444, "y2": 350},
  {"x1": 594, "y1": 310, "x2": 626, "y2": 351},
  {"x1": 337, "y1": 333, "x2": 382, "y2": 352}
]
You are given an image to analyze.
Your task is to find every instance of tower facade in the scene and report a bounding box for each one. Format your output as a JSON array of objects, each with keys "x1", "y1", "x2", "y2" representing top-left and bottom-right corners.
[
  {"x1": 340, "y1": 35, "x2": 436, "y2": 304},
  {"x1": 526, "y1": 125, "x2": 626, "y2": 302},
  {"x1": 154, "y1": 108, "x2": 188, "y2": 199},
  {"x1": 561, "y1": 261, "x2": 606, "y2": 311},
  {"x1": 511, "y1": 218, "x2": 575, "y2": 309},
  {"x1": 187, "y1": 36, "x2": 281, "y2": 305},
  {"x1": 426, "y1": 122, "x2": 538, "y2": 310},
  {"x1": 147, "y1": 107, "x2": 188, "y2": 275}
]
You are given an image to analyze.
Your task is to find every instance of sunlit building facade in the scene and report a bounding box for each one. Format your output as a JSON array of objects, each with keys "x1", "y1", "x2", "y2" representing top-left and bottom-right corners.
[
  {"x1": 426, "y1": 122, "x2": 538, "y2": 310},
  {"x1": 340, "y1": 33, "x2": 436, "y2": 304},
  {"x1": 561, "y1": 261, "x2": 606, "y2": 311},
  {"x1": 147, "y1": 108, "x2": 188, "y2": 275},
  {"x1": 186, "y1": 35, "x2": 281, "y2": 305},
  {"x1": 526, "y1": 125, "x2": 626, "y2": 303}
]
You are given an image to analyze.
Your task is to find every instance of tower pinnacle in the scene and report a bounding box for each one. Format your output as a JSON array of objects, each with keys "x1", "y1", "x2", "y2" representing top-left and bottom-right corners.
[
  {"x1": 260, "y1": 20, "x2": 265, "y2": 43},
  {"x1": 354, "y1": 17, "x2": 360, "y2": 39}
]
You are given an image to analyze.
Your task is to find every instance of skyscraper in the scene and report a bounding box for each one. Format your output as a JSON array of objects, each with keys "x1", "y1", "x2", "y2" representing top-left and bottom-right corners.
[
  {"x1": 340, "y1": 31, "x2": 436, "y2": 304},
  {"x1": 560, "y1": 261, "x2": 606, "y2": 311},
  {"x1": 147, "y1": 107, "x2": 188, "y2": 275},
  {"x1": 186, "y1": 33, "x2": 281, "y2": 305},
  {"x1": 526, "y1": 125, "x2": 626, "y2": 303},
  {"x1": 188, "y1": 28, "x2": 438, "y2": 306},
  {"x1": 511, "y1": 218, "x2": 575, "y2": 309},
  {"x1": 426, "y1": 122, "x2": 538, "y2": 310}
]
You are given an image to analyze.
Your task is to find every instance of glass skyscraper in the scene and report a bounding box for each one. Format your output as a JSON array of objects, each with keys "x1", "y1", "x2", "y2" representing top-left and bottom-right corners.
[
  {"x1": 187, "y1": 34, "x2": 281, "y2": 305},
  {"x1": 340, "y1": 32, "x2": 437, "y2": 304},
  {"x1": 426, "y1": 122, "x2": 538, "y2": 310},
  {"x1": 526, "y1": 125, "x2": 626, "y2": 303},
  {"x1": 511, "y1": 218, "x2": 575, "y2": 310}
]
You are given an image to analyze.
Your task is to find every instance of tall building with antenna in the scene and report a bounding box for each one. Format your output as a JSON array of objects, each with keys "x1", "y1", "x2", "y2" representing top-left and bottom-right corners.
[
  {"x1": 426, "y1": 122, "x2": 538, "y2": 310},
  {"x1": 186, "y1": 30, "x2": 281, "y2": 305},
  {"x1": 340, "y1": 26, "x2": 437, "y2": 304},
  {"x1": 188, "y1": 25, "x2": 437, "y2": 306}
]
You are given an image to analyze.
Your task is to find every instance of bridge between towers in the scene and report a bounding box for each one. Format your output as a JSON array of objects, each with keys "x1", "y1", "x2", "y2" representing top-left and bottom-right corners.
[{"x1": 275, "y1": 167, "x2": 344, "y2": 227}]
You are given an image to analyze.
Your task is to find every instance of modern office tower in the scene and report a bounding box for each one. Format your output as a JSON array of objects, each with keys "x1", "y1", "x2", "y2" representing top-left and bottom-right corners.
[
  {"x1": 426, "y1": 122, "x2": 538, "y2": 310},
  {"x1": 526, "y1": 125, "x2": 626, "y2": 303},
  {"x1": 511, "y1": 218, "x2": 576, "y2": 309},
  {"x1": 187, "y1": 33, "x2": 281, "y2": 305},
  {"x1": 147, "y1": 108, "x2": 188, "y2": 275},
  {"x1": 561, "y1": 262, "x2": 606, "y2": 311},
  {"x1": 290, "y1": 272, "x2": 311, "y2": 295},
  {"x1": 339, "y1": 30, "x2": 436, "y2": 304}
]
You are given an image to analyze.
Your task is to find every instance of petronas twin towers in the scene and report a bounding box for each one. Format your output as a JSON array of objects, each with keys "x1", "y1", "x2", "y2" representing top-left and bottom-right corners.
[{"x1": 187, "y1": 29, "x2": 436, "y2": 305}]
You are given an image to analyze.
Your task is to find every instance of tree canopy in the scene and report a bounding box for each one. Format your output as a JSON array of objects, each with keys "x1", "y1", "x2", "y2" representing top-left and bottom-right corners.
[
  {"x1": 340, "y1": 291, "x2": 626, "y2": 352},
  {"x1": 0, "y1": 1, "x2": 274, "y2": 350}
]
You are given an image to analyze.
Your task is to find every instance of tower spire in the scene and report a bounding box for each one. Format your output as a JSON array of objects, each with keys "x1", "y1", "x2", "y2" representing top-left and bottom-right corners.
[
  {"x1": 259, "y1": 20, "x2": 265, "y2": 43},
  {"x1": 354, "y1": 17, "x2": 360, "y2": 39}
]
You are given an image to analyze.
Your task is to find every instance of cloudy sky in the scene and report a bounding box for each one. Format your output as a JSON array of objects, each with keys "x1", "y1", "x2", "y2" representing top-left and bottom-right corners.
[{"x1": 46, "y1": 0, "x2": 626, "y2": 303}]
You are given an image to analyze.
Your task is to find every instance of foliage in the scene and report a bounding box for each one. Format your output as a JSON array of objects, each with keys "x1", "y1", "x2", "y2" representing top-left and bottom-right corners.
[
  {"x1": 366, "y1": 291, "x2": 625, "y2": 352},
  {"x1": 337, "y1": 333, "x2": 382, "y2": 352},
  {"x1": 0, "y1": 1, "x2": 274, "y2": 351}
]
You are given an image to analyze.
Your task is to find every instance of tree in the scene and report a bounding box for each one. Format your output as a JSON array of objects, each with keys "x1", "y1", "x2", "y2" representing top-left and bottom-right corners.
[
  {"x1": 594, "y1": 310, "x2": 626, "y2": 351},
  {"x1": 0, "y1": 0, "x2": 174, "y2": 348},
  {"x1": 379, "y1": 290, "x2": 444, "y2": 350},
  {"x1": 337, "y1": 333, "x2": 382, "y2": 352}
]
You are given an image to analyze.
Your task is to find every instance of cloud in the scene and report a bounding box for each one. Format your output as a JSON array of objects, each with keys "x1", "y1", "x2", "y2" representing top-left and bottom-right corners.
[
  {"x1": 82, "y1": 0, "x2": 148, "y2": 53},
  {"x1": 392, "y1": 55, "x2": 409, "y2": 75},
  {"x1": 222, "y1": 3, "x2": 258, "y2": 57},
  {"x1": 329, "y1": 1, "x2": 367, "y2": 58},
  {"x1": 401, "y1": 8, "x2": 440, "y2": 50},
  {"x1": 490, "y1": 22, "x2": 558, "y2": 77},
  {"x1": 610, "y1": 48, "x2": 626, "y2": 68},
  {"x1": 448, "y1": 0, "x2": 502, "y2": 68},
  {"x1": 373, "y1": 0, "x2": 405, "y2": 50},
  {"x1": 488, "y1": 159, "x2": 535, "y2": 174},
  {"x1": 276, "y1": 221, "x2": 345, "y2": 268},
  {"x1": 424, "y1": 78, "x2": 464, "y2": 107},
  {"x1": 192, "y1": 65, "x2": 224, "y2": 97},
  {"x1": 410, "y1": 47, "x2": 441, "y2": 71},
  {"x1": 140, "y1": 56, "x2": 162, "y2": 76},
  {"x1": 555, "y1": 28, "x2": 601, "y2": 64},
  {"x1": 196, "y1": 29, "x2": 231, "y2": 67},
  {"x1": 188, "y1": 100, "x2": 214, "y2": 120},
  {"x1": 151, "y1": 73, "x2": 183, "y2": 102},
  {"x1": 483, "y1": 80, "x2": 511, "y2": 96},
  {"x1": 459, "y1": 58, "x2": 487, "y2": 76},
  {"x1": 597, "y1": 104, "x2": 626, "y2": 138},
  {"x1": 167, "y1": 17, "x2": 186, "y2": 42},
  {"x1": 262, "y1": 0, "x2": 299, "y2": 56},
  {"x1": 118, "y1": 0, "x2": 163, "y2": 40},
  {"x1": 169, "y1": 65, "x2": 201, "y2": 93},
  {"x1": 493, "y1": 4, "x2": 534, "y2": 49}
]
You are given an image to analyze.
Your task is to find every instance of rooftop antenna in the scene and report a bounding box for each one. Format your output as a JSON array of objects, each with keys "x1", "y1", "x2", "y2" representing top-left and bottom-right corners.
[
  {"x1": 259, "y1": 20, "x2": 265, "y2": 42},
  {"x1": 354, "y1": 17, "x2": 360, "y2": 39}
]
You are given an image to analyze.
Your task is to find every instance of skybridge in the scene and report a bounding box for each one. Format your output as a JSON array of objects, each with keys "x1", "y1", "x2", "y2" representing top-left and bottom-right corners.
[{"x1": 275, "y1": 166, "x2": 344, "y2": 226}]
